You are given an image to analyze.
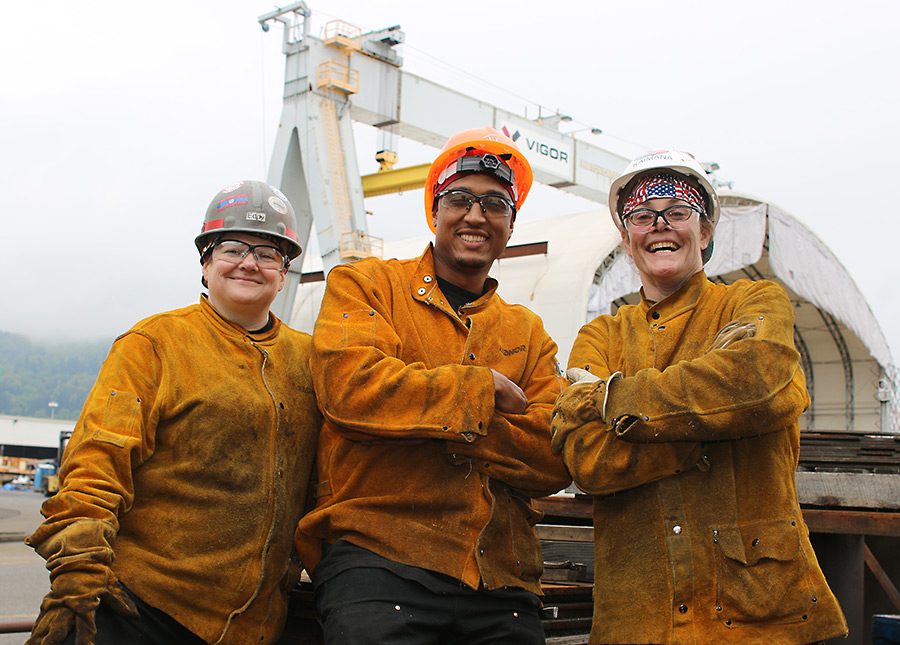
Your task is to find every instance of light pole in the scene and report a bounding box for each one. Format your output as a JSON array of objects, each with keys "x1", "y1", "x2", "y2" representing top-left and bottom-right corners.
[
  {"x1": 563, "y1": 126, "x2": 603, "y2": 138},
  {"x1": 48, "y1": 401, "x2": 58, "y2": 419}
]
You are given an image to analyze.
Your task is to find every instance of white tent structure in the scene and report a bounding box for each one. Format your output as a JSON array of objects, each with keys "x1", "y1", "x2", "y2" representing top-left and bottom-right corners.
[{"x1": 289, "y1": 192, "x2": 897, "y2": 436}]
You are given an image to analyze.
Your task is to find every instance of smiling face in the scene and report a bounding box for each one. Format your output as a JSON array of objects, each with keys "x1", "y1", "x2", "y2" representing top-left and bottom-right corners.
[
  {"x1": 430, "y1": 174, "x2": 514, "y2": 292},
  {"x1": 622, "y1": 197, "x2": 712, "y2": 302},
  {"x1": 202, "y1": 232, "x2": 286, "y2": 329}
]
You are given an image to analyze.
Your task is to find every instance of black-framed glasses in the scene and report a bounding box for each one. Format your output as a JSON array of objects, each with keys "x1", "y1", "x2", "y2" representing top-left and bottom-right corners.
[
  {"x1": 211, "y1": 240, "x2": 286, "y2": 270},
  {"x1": 624, "y1": 204, "x2": 702, "y2": 230},
  {"x1": 435, "y1": 188, "x2": 516, "y2": 219}
]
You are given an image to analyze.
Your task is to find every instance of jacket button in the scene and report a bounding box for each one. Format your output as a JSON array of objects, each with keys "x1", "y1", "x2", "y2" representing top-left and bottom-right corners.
[
  {"x1": 678, "y1": 604, "x2": 688, "y2": 614},
  {"x1": 423, "y1": 275, "x2": 433, "y2": 283},
  {"x1": 652, "y1": 311, "x2": 660, "y2": 319},
  {"x1": 469, "y1": 353, "x2": 475, "y2": 360},
  {"x1": 673, "y1": 525, "x2": 682, "y2": 534},
  {"x1": 417, "y1": 287, "x2": 427, "y2": 295},
  {"x1": 752, "y1": 538, "x2": 759, "y2": 546},
  {"x1": 479, "y1": 548, "x2": 484, "y2": 556}
]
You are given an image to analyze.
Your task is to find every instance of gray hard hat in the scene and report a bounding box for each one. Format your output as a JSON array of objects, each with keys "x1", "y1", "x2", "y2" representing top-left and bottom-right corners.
[{"x1": 195, "y1": 181, "x2": 302, "y2": 260}]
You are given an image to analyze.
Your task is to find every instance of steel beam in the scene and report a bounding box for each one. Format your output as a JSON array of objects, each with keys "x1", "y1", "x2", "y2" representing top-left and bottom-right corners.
[
  {"x1": 535, "y1": 497, "x2": 900, "y2": 538},
  {"x1": 798, "y1": 509, "x2": 900, "y2": 537},
  {"x1": 817, "y1": 308, "x2": 855, "y2": 430},
  {"x1": 360, "y1": 163, "x2": 430, "y2": 197}
]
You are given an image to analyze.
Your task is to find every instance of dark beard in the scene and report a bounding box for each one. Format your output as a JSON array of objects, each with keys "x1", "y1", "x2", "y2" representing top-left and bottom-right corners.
[{"x1": 453, "y1": 254, "x2": 490, "y2": 269}]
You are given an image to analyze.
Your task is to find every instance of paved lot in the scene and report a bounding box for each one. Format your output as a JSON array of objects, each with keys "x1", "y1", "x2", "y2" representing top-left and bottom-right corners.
[
  {"x1": 0, "y1": 488, "x2": 44, "y2": 543},
  {"x1": 0, "y1": 489, "x2": 47, "y2": 642}
]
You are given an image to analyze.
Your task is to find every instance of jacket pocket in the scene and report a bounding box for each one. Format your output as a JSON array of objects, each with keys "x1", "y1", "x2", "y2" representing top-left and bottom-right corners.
[
  {"x1": 712, "y1": 518, "x2": 816, "y2": 627},
  {"x1": 92, "y1": 390, "x2": 140, "y2": 447},
  {"x1": 341, "y1": 309, "x2": 377, "y2": 348},
  {"x1": 507, "y1": 489, "x2": 544, "y2": 582}
]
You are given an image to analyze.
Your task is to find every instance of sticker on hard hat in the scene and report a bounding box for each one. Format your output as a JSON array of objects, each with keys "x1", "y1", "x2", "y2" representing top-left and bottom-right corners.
[
  {"x1": 220, "y1": 182, "x2": 245, "y2": 194},
  {"x1": 633, "y1": 152, "x2": 676, "y2": 167},
  {"x1": 268, "y1": 196, "x2": 288, "y2": 215},
  {"x1": 246, "y1": 211, "x2": 267, "y2": 222},
  {"x1": 216, "y1": 194, "x2": 249, "y2": 212}
]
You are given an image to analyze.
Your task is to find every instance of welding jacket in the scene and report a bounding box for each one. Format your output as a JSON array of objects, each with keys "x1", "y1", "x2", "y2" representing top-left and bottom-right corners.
[
  {"x1": 27, "y1": 296, "x2": 321, "y2": 645},
  {"x1": 551, "y1": 271, "x2": 847, "y2": 644},
  {"x1": 295, "y1": 244, "x2": 571, "y2": 594}
]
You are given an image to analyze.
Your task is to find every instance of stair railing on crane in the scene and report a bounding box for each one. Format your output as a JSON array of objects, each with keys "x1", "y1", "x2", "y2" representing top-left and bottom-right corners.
[
  {"x1": 319, "y1": 98, "x2": 380, "y2": 261},
  {"x1": 315, "y1": 19, "x2": 381, "y2": 261}
]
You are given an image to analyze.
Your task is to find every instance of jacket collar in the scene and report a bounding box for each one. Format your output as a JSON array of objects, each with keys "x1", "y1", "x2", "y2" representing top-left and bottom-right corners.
[
  {"x1": 641, "y1": 270, "x2": 709, "y2": 325},
  {"x1": 411, "y1": 244, "x2": 498, "y2": 316},
  {"x1": 199, "y1": 293, "x2": 281, "y2": 343}
]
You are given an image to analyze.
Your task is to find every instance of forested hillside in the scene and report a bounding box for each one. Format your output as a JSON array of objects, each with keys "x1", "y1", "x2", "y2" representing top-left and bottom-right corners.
[{"x1": 0, "y1": 331, "x2": 112, "y2": 420}]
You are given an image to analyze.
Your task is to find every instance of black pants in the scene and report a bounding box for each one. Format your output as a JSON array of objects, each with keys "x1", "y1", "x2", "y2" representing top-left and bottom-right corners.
[
  {"x1": 315, "y1": 567, "x2": 545, "y2": 645},
  {"x1": 62, "y1": 583, "x2": 204, "y2": 645}
]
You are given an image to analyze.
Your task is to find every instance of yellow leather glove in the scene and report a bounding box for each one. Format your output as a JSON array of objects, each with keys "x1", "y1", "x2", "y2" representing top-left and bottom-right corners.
[
  {"x1": 551, "y1": 369, "x2": 623, "y2": 453},
  {"x1": 707, "y1": 319, "x2": 757, "y2": 352},
  {"x1": 566, "y1": 367, "x2": 600, "y2": 385},
  {"x1": 27, "y1": 520, "x2": 138, "y2": 645}
]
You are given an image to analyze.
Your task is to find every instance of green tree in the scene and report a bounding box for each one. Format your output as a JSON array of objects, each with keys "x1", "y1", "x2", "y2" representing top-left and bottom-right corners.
[{"x1": 0, "y1": 331, "x2": 111, "y2": 420}]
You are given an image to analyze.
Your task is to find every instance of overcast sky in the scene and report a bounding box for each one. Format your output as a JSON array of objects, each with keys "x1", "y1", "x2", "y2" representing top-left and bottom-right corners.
[{"x1": 2, "y1": 0, "x2": 896, "y2": 367}]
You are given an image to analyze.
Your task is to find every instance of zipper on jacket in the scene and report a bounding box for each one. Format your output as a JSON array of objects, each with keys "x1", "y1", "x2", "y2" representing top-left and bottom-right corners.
[{"x1": 215, "y1": 340, "x2": 282, "y2": 644}]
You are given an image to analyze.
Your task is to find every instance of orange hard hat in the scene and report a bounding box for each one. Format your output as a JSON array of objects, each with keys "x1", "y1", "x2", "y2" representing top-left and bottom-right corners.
[{"x1": 424, "y1": 126, "x2": 533, "y2": 233}]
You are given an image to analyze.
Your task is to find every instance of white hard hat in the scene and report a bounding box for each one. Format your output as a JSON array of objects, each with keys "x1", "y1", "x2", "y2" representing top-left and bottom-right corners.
[{"x1": 608, "y1": 149, "x2": 720, "y2": 232}]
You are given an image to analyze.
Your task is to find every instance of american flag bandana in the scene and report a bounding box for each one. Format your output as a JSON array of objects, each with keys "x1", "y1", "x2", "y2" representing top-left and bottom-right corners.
[{"x1": 623, "y1": 173, "x2": 706, "y2": 217}]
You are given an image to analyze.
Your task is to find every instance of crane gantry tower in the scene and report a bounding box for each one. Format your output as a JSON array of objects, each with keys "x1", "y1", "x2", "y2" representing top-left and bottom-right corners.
[{"x1": 258, "y1": 1, "x2": 630, "y2": 319}]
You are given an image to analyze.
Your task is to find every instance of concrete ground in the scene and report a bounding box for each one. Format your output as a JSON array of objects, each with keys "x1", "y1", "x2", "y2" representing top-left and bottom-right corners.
[
  {"x1": 0, "y1": 488, "x2": 44, "y2": 544},
  {"x1": 0, "y1": 489, "x2": 47, "y2": 643}
]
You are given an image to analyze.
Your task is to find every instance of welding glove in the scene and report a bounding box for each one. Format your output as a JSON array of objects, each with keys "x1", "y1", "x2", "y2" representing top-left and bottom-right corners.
[
  {"x1": 551, "y1": 369, "x2": 621, "y2": 453},
  {"x1": 707, "y1": 319, "x2": 758, "y2": 353},
  {"x1": 27, "y1": 519, "x2": 138, "y2": 645},
  {"x1": 566, "y1": 367, "x2": 600, "y2": 385}
]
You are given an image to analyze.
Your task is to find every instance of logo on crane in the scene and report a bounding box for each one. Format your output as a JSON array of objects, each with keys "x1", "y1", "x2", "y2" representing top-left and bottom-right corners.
[
  {"x1": 502, "y1": 124, "x2": 571, "y2": 169},
  {"x1": 502, "y1": 126, "x2": 522, "y2": 143}
]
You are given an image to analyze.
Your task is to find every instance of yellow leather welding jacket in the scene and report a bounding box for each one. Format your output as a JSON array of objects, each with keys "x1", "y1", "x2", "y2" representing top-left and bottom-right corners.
[
  {"x1": 28, "y1": 296, "x2": 321, "y2": 644},
  {"x1": 296, "y1": 245, "x2": 571, "y2": 594},
  {"x1": 552, "y1": 272, "x2": 847, "y2": 644}
]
